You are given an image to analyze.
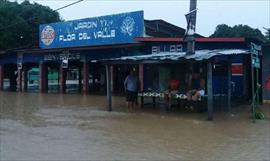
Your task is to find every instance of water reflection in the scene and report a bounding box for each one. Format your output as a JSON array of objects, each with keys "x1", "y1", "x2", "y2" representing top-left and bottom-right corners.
[{"x1": 0, "y1": 92, "x2": 269, "y2": 160}]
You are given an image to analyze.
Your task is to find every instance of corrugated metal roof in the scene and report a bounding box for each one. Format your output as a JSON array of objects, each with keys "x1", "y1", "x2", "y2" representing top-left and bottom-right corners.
[
  {"x1": 135, "y1": 37, "x2": 246, "y2": 42},
  {"x1": 103, "y1": 49, "x2": 249, "y2": 62}
]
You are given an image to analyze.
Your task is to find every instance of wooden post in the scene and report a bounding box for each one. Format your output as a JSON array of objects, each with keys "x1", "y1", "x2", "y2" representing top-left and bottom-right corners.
[
  {"x1": 59, "y1": 65, "x2": 66, "y2": 94},
  {"x1": 93, "y1": 75, "x2": 96, "y2": 88},
  {"x1": 22, "y1": 68, "x2": 28, "y2": 92},
  {"x1": 106, "y1": 64, "x2": 112, "y2": 111},
  {"x1": 17, "y1": 69, "x2": 22, "y2": 92},
  {"x1": 78, "y1": 66, "x2": 82, "y2": 93},
  {"x1": 256, "y1": 66, "x2": 260, "y2": 105},
  {"x1": 207, "y1": 60, "x2": 213, "y2": 121},
  {"x1": 39, "y1": 63, "x2": 48, "y2": 93},
  {"x1": 0, "y1": 65, "x2": 3, "y2": 91},
  {"x1": 139, "y1": 64, "x2": 144, "y2": 91},
  {"x1": 82, "y1": 62, "x2": 89, "y2": 94},
  {"x1": 17, "y1": 53, "x2": 23, "y2": 92},
  {"x1": 243, "y1": 59, "x2": 248, "y2": 99},
  {"x1": 251, "y1": 54, "x2": 255, "y2": 120},
  {"x1": 110, "y1": 66, "x2": 114, "y2": 92},
  {"x1": 227, "y1": 57, "x2": 232, "y2": 112}
]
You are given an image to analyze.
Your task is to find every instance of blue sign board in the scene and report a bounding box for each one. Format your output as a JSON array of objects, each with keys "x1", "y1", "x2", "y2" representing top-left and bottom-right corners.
[
  {"x1": 0, "y1": 53, "x2": 17, "y2": 65},
  {"x1": 39, "y1": 11, "x2": 144, "y2": 49},
  {"x1": 43, "y1": 52, "x2": 81, "y2": 62}
]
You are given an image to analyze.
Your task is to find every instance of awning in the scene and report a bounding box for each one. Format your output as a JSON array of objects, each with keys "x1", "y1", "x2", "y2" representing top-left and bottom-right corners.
[{"x1": 101, "y1": 49, "x2": 249, "y2": 63}]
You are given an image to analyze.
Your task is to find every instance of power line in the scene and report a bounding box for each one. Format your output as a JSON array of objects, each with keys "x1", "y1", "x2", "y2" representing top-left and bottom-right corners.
[
  {"x1": 0, "y1": 0, "x2": 84, "y2": 31},
  {"x1": 54, "y1": 0, "x2": 83, "y2": 11}
]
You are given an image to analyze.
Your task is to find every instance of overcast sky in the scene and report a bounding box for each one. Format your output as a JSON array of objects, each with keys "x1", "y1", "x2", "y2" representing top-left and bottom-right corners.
[{"x1": 23, "y1": 0, "x2": 269, "y2": 37}]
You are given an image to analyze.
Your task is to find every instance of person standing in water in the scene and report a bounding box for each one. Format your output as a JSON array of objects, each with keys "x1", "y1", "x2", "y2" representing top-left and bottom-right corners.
[{"x1": 124, "y1": 70, "x2": 139, "y2": 112}]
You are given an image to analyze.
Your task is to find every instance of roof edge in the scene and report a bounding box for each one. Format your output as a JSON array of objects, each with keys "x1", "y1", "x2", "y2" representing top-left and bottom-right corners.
[{"x1": 135, "y1": 37, "x2": 246, "y2": 43}]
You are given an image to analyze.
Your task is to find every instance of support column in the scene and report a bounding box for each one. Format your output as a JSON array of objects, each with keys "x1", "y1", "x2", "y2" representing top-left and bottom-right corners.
[
  {"x1": 0, "y1": 65, "x2": 3, "y2": 91},
  {"x1": 93, "y1": 74, "x2": 96, "y2": 88},
  {"x1": 110, "y1": 66, "x2": 114, "y2": 92},
  {"x1": 10, "y1": 69, "x2": 17, "y2": 91},
  {"x1": 22, "y1": 69, "x2": 28, "y2": 92},
  {"x1": 251, "y1": 54, "x2": 255, "y2": 119},
  {"x1": 243, "y1": 59, "x2": 248, "y2": 99},
  {"x1": 78, "y1": 66, "x2": 82, "y2": 93},
  {"x1": 39, "y1": 63, "x2": 47, "y2": 93},
  {"x1": 207, "y1": 61, "x2": 213, "y2": 121},
  {"x1": 139, "y1": 64, "x2": 144, "y2": 91},
  {"x1": 82, "y1": 62, "x2": 89, "y2": 94},
  {"x1": 227, "y1": 57, "x2": 232, "y2": 112},
  {"x1": 106, "y1": 64, "x2": 112, "y2": 111},
  {"x1": 17, "y1": 69, "x2": 22, "y2": 92},
  {"x1": 59, "y1": 65, "x2": 66, "y2": 94}
]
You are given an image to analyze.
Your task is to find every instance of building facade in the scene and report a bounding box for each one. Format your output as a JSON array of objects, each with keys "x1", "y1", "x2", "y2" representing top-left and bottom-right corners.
[{"x1": 0, "y1": 11, "x2": 264, "y2": 106}]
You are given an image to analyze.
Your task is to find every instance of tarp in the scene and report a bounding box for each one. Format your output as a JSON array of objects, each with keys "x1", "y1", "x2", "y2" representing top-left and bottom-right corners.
[{"x1": 102, "y1": 49, "x2": 249, "y2": 62}]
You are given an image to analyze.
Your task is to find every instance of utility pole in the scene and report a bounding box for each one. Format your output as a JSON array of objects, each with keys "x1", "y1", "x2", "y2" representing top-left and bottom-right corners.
[{"x1": 185, "y1": 0, "x2": 197, "y2": 55}]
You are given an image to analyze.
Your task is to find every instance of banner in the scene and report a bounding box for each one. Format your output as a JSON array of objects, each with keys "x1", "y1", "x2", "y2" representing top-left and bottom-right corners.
[
  {"x1": 185, "y1": 9, "x2": 197, "y2": 36},
  {"x1": 232, "y1": 63, "x2": 243, "y2": 76}
]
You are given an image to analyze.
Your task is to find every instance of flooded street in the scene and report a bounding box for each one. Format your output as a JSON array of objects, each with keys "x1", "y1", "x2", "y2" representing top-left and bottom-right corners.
[{"x1": 0, "y1": 92, "x2": 269, "y2": 161}]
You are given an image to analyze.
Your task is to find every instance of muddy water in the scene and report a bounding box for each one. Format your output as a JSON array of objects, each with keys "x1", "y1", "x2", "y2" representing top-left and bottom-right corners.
[{"x1": 0, "y1": 92, "x2": 269, "y2": 160}]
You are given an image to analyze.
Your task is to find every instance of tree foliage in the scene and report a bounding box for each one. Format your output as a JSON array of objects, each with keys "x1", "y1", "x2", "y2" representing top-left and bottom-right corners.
[
  {"x1": 264, "y1": 28, "x2": 270, "y2": 42},
  {"x1": 0, "y1": 0, "x2": 61, "y2": 50},
  {"x1": 211, "y1": 24, "x2": 267, "y2": 42}
]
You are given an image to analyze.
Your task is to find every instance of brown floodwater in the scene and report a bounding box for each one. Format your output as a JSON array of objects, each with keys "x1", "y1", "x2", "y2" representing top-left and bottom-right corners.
[{"x1": 0, "y1": 91, "x2": 269, "y2": 161}]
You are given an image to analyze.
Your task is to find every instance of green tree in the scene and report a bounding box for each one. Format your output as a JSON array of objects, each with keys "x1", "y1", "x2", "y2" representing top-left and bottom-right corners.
[
  {"x1": 211, "y1": 24, "x2": 267, "y2": 42},
  {"x1": 263, "y1": 27, "x2": 270, "y2": 42},
  {"x1": 0, "y1": 0, "x2": 61, "y2": 50}
]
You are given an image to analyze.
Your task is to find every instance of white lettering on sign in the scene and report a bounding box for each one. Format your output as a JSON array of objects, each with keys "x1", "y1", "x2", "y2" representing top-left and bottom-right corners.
[
  {"x1": 74, "y1": 21, "x2": 98, "y2": 30},
  {"x1": 111, "y1": 30, "x2": 116, "y2": 37},
  {"x1": 176, "y1": 44, "x2": 183, "y2": 52},
  {"x1": 58, "y1": 30, "x2": 116, "y2": 43},
  {"x1": 152, "y1": 44, "x2": 183, "y2": 54},
  {"x1": 170, "y1": 45, "x2": 176, "y2": 52},
  {"x1": 79, "y1": 33, "x2": 91, "y2": 40},
  {"x1": 44, "y1": 53, "x2": 80, "y2": 61},
  {"x1": 152, "y1": 46, "x2": 160, "y2": 54},
  {"x1": 93, "y1": 30, "x2": 116, "y2": 39},
  {"x1": 59, "y1": 34, "x2": 76, "y2": 42},
  {"x1": 100, "y1": 20, "x2": 113, "y2": 28}
]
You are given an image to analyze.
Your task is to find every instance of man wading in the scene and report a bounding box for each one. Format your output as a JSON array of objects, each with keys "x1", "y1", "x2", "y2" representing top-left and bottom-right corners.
[{"x1": 124, "y1": 70, "x2": 139, "y2": 112}]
